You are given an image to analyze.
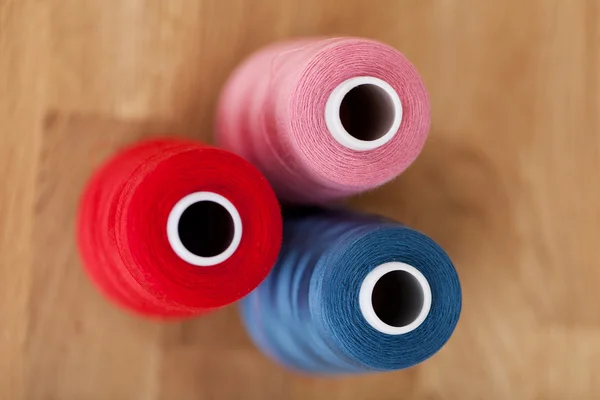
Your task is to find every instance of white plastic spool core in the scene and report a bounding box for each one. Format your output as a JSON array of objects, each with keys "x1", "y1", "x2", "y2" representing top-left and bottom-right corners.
[
  {"x1": 325, "y1": 76, "x2": 403, "y2": 151},
  {"x1": 166, "y1": 192, "x2": 242, "y2": 267},
  {"x1": 359, "y1": 262, "x2": 432, "y2": 335}
]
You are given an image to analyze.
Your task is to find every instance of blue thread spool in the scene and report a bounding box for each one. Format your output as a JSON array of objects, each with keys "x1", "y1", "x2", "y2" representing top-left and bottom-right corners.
[{"x1": 240, "y1": 209, "x2": 462, "y2": 374}]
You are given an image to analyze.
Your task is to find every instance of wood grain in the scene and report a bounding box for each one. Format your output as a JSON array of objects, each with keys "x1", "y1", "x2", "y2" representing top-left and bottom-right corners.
[{"x1": 1, "y1": 0, "x2": 598, "y2": 398}]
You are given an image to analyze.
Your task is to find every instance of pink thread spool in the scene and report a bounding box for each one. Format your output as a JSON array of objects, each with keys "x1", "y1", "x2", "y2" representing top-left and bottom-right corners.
[{"x1": 216, "y1": 37, "x2": 430, "y2": 204}]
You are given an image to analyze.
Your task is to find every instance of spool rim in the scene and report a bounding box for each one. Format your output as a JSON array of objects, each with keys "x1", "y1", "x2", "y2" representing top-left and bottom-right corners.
[
  {"x1": 324, "y1": 76, "x2": 403, "y2": 151},
  {"x1": 358, "y1": 261, "x2": 432, "y2": 335},
  {"x1": 166, "y1": 191, "x2": 243, "y2": 267}
]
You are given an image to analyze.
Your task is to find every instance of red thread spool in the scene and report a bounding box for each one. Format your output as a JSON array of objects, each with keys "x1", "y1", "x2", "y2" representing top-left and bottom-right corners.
[{"x1": 77, "y1": 138, "x2": 282, "y2": 318}]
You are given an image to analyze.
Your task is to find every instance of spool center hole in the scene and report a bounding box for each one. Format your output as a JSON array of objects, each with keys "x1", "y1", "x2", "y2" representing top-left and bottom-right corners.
[
  {"x1": 339, "y1": 83, "x2": 395, "y2": 142},
  {"x1": 371, "y1": 270, "x2": 425, "y2": 327},
  {"x1": 177, "y1": 201, "x2": 234, "y2": 258}
]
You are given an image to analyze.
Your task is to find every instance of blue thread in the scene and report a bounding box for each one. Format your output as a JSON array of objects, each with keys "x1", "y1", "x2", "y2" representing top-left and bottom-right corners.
[{"x1": 240, "y1": 209, "x2": 462, "y2": 374}]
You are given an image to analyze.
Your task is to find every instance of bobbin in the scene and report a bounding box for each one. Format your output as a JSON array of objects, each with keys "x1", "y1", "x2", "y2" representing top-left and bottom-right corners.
[
  {"x1": 359, "y1": 261, "x2": 432, "y2": 335},
  {"x1": 325, "y1": 76, "x2": 403, "y2": 151},
  {"x1": 166, "y1": 191, "x2": 243, "y2": 267}
]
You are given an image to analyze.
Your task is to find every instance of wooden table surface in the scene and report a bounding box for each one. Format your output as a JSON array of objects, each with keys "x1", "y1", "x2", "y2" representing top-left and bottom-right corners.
[{"x1": 1, "y1": 0, "x2": 599, "y2": 399}]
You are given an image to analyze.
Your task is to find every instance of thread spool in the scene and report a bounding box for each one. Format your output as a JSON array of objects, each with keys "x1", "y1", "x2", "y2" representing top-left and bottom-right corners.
[
  {"x1": 240, "y1": 209, "x2": 461, "y2": 374},
  {"x1": 217, "y1": 37, "x2": 430, "y2": 203},
  {"x1": 77, "y1": 138, "x2": 282, "y2": 318}
]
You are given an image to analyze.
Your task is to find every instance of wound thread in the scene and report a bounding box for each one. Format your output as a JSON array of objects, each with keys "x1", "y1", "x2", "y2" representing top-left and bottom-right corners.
[
  {"x1": 240, "y1": 209, "x2": 461, "y2": 374},
  {"x1": 217, "y1": 37, "x2": 430, "y2": 204},
  {"x1": 77, "y1": 138, "x2": 282, "y2": 318}
]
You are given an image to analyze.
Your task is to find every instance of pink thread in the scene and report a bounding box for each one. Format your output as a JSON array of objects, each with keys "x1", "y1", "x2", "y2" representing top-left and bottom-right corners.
[{"x1": 216, "y1": 37, "x2": 430, "y2": 204}]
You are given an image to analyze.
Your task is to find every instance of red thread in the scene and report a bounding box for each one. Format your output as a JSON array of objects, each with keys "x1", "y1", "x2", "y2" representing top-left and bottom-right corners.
[
  {"x1": 77, "y1": 138, "x2": 282, "y2": 318},
  {"x1": 216, "y1": 37, "x2": 430, "y2": 204}
]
